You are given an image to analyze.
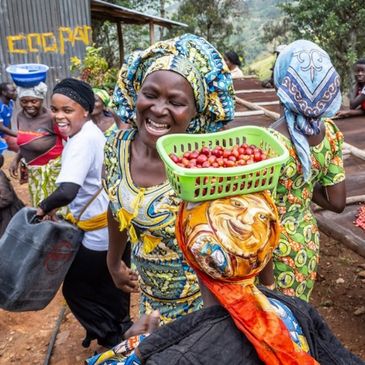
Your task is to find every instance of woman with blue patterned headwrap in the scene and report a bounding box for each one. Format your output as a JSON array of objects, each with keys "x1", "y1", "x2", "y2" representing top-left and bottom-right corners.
[
  {"x1": 268, "y1": 40, "x2": 346, "y2": 301},
  {"x1": 103, "y1": 34, "x2": 235, "y2": 323}
]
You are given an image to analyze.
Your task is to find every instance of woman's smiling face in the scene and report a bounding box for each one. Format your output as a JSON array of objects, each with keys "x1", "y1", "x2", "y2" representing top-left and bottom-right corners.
[
  {"x1": 135, "y1": 70, "x2": 197, "y2": 146},
  {"x1": 20, "y1": 97, "x2": 43, "y2": 117},
  {"x1": 50, "y1": 93, "x2": 88, "y2": 137}
]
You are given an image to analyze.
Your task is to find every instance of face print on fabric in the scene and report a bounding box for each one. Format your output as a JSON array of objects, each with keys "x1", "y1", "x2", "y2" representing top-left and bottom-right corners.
[{"x1": 178, "y1": 192, "x2": 280, "y2": 282}]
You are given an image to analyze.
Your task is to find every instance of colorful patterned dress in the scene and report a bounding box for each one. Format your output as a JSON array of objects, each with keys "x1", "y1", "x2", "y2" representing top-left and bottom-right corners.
[
  {"x1": 270, "y1": 119, "x2": 345, "y2": 301},
  {"x1": 104, "y1": 129, "x2": 202, "y2": 324}
]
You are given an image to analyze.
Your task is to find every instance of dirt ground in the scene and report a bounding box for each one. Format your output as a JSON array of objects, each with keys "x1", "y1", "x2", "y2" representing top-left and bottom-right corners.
[{"x1": 0, "y1": 153, "x2": 364, "y2": 364}]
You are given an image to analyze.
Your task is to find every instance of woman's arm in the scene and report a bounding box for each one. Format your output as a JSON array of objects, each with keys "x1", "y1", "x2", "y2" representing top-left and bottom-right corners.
[
  {"x1": 335, "y1": 109, "x2": 365, "y2": 119},
  {"x1": 8, "y1": 152, "x2": 22, "y2": 178},
  {"x1": 350, "y1": 84, "x2": 365, "y2": 109},
  {"x1": 107, "y1": 205, "x2": 139, "y2": 292},
  {"x1": 37, "y1": 182, "x2": 80, "y2": 215},
  {"x1": 312, "y1": 181, "x2": 346, "y2": 213},
  {"x1": 0, "y1": 122, "x2": 17, "y2": 137}
]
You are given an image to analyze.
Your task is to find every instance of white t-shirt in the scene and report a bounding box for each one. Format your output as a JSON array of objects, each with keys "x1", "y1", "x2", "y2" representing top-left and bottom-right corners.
[{"x1": 56, "y1": 121, "x2": 109, "y2": 251}]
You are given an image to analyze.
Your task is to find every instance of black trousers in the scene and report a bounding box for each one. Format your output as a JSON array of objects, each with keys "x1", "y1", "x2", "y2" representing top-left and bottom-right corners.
[{"x1": 62, "y1": 243, "x2": 132, "y2": 348}]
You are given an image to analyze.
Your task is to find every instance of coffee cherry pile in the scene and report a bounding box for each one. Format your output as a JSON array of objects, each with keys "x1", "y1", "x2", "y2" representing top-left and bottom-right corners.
[
  {"x1": 169, "y1": 144, "x2": 269, "y2": 169},
  {"x1": 354, "y1": 204, "x2": 365, "y2": 231}
]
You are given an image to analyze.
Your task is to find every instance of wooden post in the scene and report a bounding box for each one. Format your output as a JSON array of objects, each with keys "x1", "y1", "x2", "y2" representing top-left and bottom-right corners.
[
  {"x1": 149, "y1": 22, "x2": 155, "y2": 45},
  {"x1": 117, "y1": 21, "x2": 124, "y2": 67},
  {"x1": 235, "y1": 96, "x2": 280, "y2": 121},
  {"x1": 159, "y1": 0, "x2": 165, "y2": 40}
]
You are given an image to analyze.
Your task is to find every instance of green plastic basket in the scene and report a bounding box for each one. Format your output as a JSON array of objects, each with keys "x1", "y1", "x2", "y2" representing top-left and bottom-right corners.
[{"x1": 156, "y1": 126, "x2": 289, "y2": 202}]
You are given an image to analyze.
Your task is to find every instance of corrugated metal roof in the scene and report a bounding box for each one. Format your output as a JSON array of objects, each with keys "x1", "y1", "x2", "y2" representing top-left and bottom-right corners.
[{"x1": 90, "y1": 0, "x2": 187, "y2": 28}]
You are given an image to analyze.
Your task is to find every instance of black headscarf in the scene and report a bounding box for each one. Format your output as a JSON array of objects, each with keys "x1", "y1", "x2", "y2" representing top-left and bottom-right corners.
[{"x1": 53, "y1": 78, "x2": 95, "y2": 113}]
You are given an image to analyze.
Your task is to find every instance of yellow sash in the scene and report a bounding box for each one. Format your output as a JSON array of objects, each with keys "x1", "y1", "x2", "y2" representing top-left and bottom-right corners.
[{"x1": 66, "y1": 211, "x2": 107, "y2": 231}]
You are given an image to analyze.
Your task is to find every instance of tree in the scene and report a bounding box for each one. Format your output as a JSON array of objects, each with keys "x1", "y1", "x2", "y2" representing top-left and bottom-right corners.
[
  {"x1": 280, "y1": 0, "x2": 365, "y2": 91},
  {"x1": 170, "y1": 0, "x2": 247, "y2": 52},
  {"x1": 92, "y1": 0, "x2": 173, "y2": 67},
  {"x1": 261, "y1": 17, "x2": 292, "y2": 51}
]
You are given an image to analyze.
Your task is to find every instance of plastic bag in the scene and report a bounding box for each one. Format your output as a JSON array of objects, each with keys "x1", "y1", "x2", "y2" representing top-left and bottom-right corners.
[{"x1": 0, "y1": 207, "x2": 83, "y2": 311}]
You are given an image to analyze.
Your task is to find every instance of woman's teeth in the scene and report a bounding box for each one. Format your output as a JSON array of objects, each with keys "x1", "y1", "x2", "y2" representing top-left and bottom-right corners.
[
  {"x1": 146, "y1": 118, "x2": 171, "y2": 135},
  {"x1": 148, "y1": 119, "x2": 169, "y2": 129}
]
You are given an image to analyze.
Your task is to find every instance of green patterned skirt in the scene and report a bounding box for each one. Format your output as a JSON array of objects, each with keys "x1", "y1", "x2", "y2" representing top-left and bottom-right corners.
[{"x1": 27, "y1": 157, "x2": 67, "y2": 216}]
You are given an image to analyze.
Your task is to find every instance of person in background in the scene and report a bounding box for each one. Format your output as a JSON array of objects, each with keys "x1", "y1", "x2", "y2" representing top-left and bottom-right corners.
[
  {"x1": 336, "y1": 58, "x2": 365, "y2": 118},
  {"x1": 86, "y1": 192, "x2": 362, "y2": 365},
  {"x1": 36, "y1": 78, "x2": 132, "y2": 348},
  {"x1": 104, "y1": 33, "x2": 235, "y2": 324},
  {"x1": 224, "y1": 51, "x2": 244, "y2": 79},
  {"x1": 261, "y1": 44, "x2": 287, "y2": 88},
  {"x1": 0, "y1": 82, "x2": 18, "y2": 152},
  {"x1": 0, "y1": 154, "x2": 24, "y2": 237},
  {"x1": 264, "y1": 40, "x2": 346, "y2": 301},
  {"x1": 91, "y1": 88, "x2": 126, "y2": 138},
  {"x1": 9, "y1": 82, "x2": 64, "y2": 208}
]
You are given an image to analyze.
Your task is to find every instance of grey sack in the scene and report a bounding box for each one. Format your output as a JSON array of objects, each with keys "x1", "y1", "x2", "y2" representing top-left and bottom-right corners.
[{"x1": 0, "y1": 207, "x2": 83, "y2": 311}]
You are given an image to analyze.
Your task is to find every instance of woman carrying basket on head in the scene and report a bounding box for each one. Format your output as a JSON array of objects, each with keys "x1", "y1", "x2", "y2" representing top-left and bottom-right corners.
[
  {"x1": 103, "y1": 34, "x2": 235, "y2": 323},
  {"x1": 9, "y1": 82, "x2": 64, "y2": 208}
]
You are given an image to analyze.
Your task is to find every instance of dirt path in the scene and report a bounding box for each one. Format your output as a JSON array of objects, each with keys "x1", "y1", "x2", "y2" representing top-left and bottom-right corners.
[{"x1": 0, "y1": 153, "x2": 364, "y2": 364}]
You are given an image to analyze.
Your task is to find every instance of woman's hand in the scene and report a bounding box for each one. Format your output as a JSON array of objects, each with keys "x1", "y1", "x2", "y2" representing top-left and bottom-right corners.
[
  {"x1": 334, "y1": 110, "x2": 350, "y2": 119},
  {"x1": 9, "y1": 158, "x2": 19, "y2": 178},
  {"x1": 107, "y1": 206, "x2": 139, "y2": 292},
  {"x1": 35, "y1": 207, "x2": 58, "y2": 221},
  {"x1": 109, "y1": 260, "x2": 139, "y2": 293},
  {"x1": 312, "y1": 182, "x2": 346, "y2": 213},
  {"x1": 123, "y1": 310, "x2": 160, "y2": 339},
  {"x1": 36, "y1": 207, "x2": 46, "y2": 218}
]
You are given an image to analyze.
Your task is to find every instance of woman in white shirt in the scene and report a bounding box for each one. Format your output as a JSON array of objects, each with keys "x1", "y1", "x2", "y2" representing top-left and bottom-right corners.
[{"x1": 36, "y1": 78, "x2": 132, "y2": 348}]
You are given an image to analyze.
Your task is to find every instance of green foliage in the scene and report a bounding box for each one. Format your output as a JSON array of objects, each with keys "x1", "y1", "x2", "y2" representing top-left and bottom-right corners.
[
  {"x1": 92, "y1": 0, "x2": 173, "y2": 66},
  {"x1": 280, "y1": 0, "x2": 365, "y2": 91},
  {"x1": 70, "y1": 46, "x2": 118, "y2": 91},
  {"x1": 169, "y1": 0, "x2": 246, "y2": 51},
  {"x1": 245, "y1": 53, "x2": 276, "y2": 80},
  {"x1": 237, "y1": 0, "x2": 287, "y2": 62},
  {"x1": 261, "y1": 17, "x2": 293, "y2": 48}
]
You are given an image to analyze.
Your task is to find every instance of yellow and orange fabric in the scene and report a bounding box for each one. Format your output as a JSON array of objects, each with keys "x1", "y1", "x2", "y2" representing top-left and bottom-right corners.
[{"x1": 176, "y1": 191, "x2": 318, "y2": 365}]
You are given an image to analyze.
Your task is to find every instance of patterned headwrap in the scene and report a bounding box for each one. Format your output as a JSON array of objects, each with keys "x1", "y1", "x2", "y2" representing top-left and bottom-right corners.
[
  {"x1": 176, "y1": 192, "x2": 319, "y2": 365},
  {"x1": 274, "y1": 40, "x2": 341, "y2": 181},
  {"x1": 114, "y1": 33, "x2": 235, "y2": 133},
  {"x1": 93, "y1": 88, "x2": 112, "y2": 108},
  {"x1": 18, "y1": 82, "x2": 47, "y2": 100}
]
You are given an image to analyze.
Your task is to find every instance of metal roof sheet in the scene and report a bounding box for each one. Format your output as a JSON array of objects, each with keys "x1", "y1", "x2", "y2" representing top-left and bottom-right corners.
[{"x1": 90, "y1": 0, "x2": 187, "y2": 28}]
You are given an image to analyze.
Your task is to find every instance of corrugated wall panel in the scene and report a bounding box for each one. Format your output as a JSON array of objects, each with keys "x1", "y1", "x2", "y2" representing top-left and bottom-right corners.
[{"x1": 0, "y1": 0, "x2": 91, "y2": 93}]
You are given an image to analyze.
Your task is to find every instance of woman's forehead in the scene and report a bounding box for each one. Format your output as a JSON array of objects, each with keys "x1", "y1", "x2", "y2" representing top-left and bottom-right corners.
[
  {"x1": 51, "y1": 93, "x2": 81, "y2": 107},
  {"x1": 142, "y1": 70, "x2": 195, "y2": 98}
]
